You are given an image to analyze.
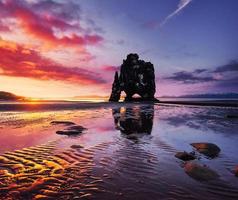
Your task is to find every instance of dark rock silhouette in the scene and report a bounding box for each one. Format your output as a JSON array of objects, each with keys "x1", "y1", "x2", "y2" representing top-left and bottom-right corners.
[
  {"x1": 109, "y1": 72, "x2": 121, "y2": 102},
  {"x1": 109, "y1": 53, "x2": 157, "y2": 102},
  {"x1": 0, "y1": 91, "x2": 25, "y2": 101}
]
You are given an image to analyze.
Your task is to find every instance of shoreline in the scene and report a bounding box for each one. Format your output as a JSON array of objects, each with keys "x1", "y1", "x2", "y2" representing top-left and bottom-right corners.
[{"x1": 0, "y1": 100, "x2": 237, "y2": 111}]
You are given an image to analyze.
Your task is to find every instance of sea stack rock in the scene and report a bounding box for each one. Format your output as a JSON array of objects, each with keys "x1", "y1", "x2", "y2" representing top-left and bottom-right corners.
[
  {"x1": 109, "y1": 53, "x2": 157, "y2": 102},
  {"x1": 109, "y1": 71, "x2": 121, "y2": 102}
]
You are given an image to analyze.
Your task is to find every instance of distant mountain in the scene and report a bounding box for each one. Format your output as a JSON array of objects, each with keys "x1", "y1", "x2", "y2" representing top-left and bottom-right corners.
[
  {"x1": 0, "y1": 91, "x2": 26, "y2": 101},
  {"x1": 160, "y1": 93, "x2": 238, "y2": 99}
]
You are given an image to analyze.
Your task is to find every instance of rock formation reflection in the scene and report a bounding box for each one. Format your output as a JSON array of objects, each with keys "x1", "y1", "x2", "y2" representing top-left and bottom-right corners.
[{"x1": 112, "y1": 104, "x2": 154, "y2": 135}]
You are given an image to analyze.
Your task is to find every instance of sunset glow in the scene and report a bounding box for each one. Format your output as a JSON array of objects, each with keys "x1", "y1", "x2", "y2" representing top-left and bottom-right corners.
[{"x1": 0, "y1": 0, "x2": 238, "y2": 99}]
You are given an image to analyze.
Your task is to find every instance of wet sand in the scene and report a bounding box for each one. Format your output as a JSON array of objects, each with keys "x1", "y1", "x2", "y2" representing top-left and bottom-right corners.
[{"x1": 0, "y1": 102, "x2": 238, "y2": 200}]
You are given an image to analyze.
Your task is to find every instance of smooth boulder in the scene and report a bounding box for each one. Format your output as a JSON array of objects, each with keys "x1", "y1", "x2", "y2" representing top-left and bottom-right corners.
[
  {"x1": 175, "y1": 151, "x2": 196, "y2": 161},
  {"x1": 184, "y1": 162, "x2": 219, "y2": 181},
  {"x1": 191, "y1": 143, "x2": 220, "y2": 158}
]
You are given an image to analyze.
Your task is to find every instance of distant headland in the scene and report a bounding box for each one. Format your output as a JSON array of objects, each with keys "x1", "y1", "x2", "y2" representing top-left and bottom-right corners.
[{"x1": 0, "y1": 91, "x2": 26, "y2": 101}]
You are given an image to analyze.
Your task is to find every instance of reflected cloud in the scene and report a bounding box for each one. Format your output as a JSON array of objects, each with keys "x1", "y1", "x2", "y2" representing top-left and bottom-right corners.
[{"x1": 158, "y1": 106, "x2": 238, "y2": 135}]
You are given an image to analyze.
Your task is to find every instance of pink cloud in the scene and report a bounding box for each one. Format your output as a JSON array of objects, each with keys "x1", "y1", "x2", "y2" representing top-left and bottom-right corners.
[
  {"x1": 0, "y1": 39, "x2": 106, "y2": 85},
  {"x1": 0, "y1": 0, "x2": 103, "y2": 49},
  {"x1": 0, "y1": 21, "x2": 10, "y2": 32}
]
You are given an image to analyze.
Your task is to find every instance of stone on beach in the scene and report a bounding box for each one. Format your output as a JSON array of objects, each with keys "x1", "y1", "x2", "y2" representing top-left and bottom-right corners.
[
  {"x1": 175, "y1": 151, "x2": 196, "y2": 161},
  {"x1": 50, "y1": 121, "x2": 76, "y2": 126},
  {"x1": 184, "y1": 162, "x2": 219, "y2": 181},
  {"x1": 56, "y1": 130, "x2": 82, "y2": 135},
  {"x1": 56, "y1": 125, "x2": 87, "y2": 136},
  {"x1": 190, "y1": 143, "x2": 220, "y2": 158},
  {"x1": 71, "y1": 144, "x2": 84, "y2": 149}
]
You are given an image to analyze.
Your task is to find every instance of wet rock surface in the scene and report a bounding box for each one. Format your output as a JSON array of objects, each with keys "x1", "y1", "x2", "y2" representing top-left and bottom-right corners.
[
  {"x1": 184, "y1": 162, "x2": 219, "y2": 181},
  {"x1": 56, "y1": 130, "x2": 82, "y2": 135},
  {"x1": 109, "y1": 53, "x2": 157, "y2": 102},
  {"x1": 56, "y1": 125, "x2": 87, "y2": 136},
  {"x1": 191, "y1": 143, "x2": 221, "y2": 158},
  {"x1": 50, "y1": 121, "x2": 76, "y2": 126},
  {"x1": 175, "y1": 151, "x2": 196, "y2": 161}
]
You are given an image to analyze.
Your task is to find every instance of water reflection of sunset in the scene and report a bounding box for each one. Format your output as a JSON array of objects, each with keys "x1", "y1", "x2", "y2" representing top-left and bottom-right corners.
[{"x1": 0, "y1": 103, "x2": 238, "y2": 199}]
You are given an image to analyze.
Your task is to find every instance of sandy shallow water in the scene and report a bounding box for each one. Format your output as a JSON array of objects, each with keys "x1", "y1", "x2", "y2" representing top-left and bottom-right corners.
[{"x1": 0, "y1": 102, "x2": 238, "y2": 200}]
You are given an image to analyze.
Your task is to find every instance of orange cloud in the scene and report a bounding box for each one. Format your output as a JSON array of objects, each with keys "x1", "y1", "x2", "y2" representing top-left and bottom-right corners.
[{"x1": 0, "y1": 39, "x2": 106, "y2": 85}]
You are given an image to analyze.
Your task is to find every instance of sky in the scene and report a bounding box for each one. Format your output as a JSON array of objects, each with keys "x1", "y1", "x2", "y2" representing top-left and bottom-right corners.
[{"x1": 0, "y1": 0, "x2": 238, "y2": 99}]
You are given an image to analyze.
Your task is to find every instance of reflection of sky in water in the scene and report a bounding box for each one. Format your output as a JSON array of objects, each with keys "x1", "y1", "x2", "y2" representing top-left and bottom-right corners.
[
  {"x1": 153, "y1": 105, "x2": 238, "y2": 158},
  {"x1": 0, "y1": 103, "x2": 237, "y2": 151},
  {"x1": 0, "y1": 102, "x2": 238, "y2": 199},
  {"x1": 0, "y1": 103, "x2": 238, "y2": 156}
]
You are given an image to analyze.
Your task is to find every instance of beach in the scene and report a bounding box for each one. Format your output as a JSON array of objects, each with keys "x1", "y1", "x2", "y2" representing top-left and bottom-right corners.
[{"x1": 0, "y1": 101, "x2": 238, "y2": 200}]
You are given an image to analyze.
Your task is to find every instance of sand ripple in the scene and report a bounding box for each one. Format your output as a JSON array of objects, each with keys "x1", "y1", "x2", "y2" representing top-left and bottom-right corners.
[{"x1": 0, "y1": 141, "x2": 104, "y2": 200}]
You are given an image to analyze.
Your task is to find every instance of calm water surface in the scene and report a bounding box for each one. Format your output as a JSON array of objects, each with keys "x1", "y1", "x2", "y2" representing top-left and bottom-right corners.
[{"x1": 0, "y1": 102, "x2": 238, "y2": 200}]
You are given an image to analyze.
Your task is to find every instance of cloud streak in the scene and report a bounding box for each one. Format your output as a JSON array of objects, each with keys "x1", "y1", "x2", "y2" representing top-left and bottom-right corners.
[
  {"x1": 165, "y1": 70, "x2": 215, "y2": 83},
  {"x1": 163, "y1": 59, "x2": 238, "y2": 92},
  {"x1": 161, "y1": 0, "x2": 192, "y2": 26},
  {"x1": 214, "y1": 60, "x2": 238, "y2": 73}
]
